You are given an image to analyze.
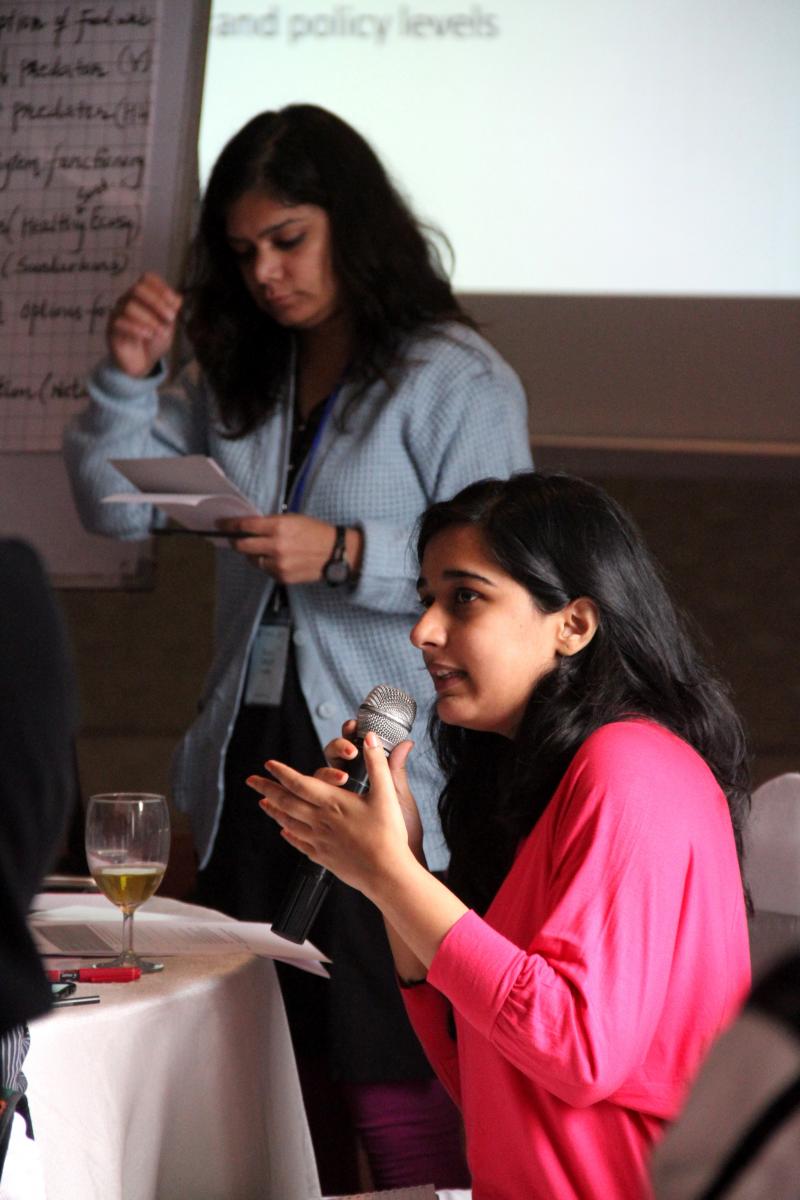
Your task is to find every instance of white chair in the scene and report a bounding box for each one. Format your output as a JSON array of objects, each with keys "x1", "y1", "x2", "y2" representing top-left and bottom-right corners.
[{"x1": 744, "y1": 773, "x2": 800, "y2": 980}]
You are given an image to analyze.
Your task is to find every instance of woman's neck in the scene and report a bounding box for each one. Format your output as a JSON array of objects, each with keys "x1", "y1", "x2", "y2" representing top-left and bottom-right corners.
[{"x1": 295, "y1": 312, "x2": 353, "y2": 419}]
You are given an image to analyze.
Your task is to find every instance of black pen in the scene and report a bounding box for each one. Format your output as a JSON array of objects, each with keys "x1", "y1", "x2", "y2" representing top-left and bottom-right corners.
[
  {"x1": 150, "y1": 528, "x2": 262, "y2": 538},
  {"x1": 52, "y1": 994, "x2": 101, "y2": 1007}
]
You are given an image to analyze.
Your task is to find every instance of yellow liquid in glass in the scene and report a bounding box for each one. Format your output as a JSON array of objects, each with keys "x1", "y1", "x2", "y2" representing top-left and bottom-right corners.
[{"x1": 95, "y1": 865, "x2": 165, "y2": 913}]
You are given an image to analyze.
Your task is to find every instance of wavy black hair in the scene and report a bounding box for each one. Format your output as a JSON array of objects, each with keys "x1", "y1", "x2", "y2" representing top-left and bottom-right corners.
[
  {"x1": 416, "y1": 472, "x2": 751, "y2": 914},
  {"x1": 182, "y1": 104, "x2": 474, "y2": 436}
]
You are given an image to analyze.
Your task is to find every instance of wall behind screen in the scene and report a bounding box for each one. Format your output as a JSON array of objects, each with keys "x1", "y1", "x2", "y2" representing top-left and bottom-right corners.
[
  {"x1": 201, "y1": 0, "x2": 800, "y2": 467},
  {"x1": 467, "y1": 292, "x2": 800, "y2": 472}
]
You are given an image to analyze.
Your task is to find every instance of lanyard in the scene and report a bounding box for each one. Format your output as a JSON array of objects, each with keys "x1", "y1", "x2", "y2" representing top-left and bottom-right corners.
[
  {"x1": 285, "y1": 382, "x2": 342, "y2": 514},
  {"x1": 264, "y1": 378, "x2": 343, "y2": 617}
]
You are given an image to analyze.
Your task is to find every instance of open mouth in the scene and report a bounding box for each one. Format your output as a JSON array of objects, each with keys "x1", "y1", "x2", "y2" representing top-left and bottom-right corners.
[{"x1": 430, "y1": 667, "x2": 466, "y2": 693}]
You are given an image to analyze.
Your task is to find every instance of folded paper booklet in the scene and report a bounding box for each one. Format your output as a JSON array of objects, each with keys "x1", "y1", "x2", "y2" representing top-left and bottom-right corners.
[
  {"x1": 30, "y1": 894, "x2": 330, "y2": 977},
  {"x1": 103, "y1": 455, "x2": 260, "y2": 532}
]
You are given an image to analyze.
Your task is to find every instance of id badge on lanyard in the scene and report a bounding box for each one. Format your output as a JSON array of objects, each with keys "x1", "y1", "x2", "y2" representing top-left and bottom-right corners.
[
  {"x1": 243, "y1": 380, "x2": 341, "y2": 707},
  {"x1": 243, "y1": 602, "x2": 291, "y2": 706}
]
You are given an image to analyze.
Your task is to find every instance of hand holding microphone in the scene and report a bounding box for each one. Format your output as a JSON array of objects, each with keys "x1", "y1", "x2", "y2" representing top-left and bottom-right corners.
[
  {"x1": 251, "y1": 684, "x2": 417, "y2": 944},
  {"x1": 322, "y1": 683, "x2": 417, "y2": 795},
  {"x1": 328, "y1": 720, "x2": 424, "y2": 862}
]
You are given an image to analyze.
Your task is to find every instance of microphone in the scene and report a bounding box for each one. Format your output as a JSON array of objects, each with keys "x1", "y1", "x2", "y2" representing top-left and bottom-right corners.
[{"x1": 271, "y1": 684, "x2": 417, "y2": 944}]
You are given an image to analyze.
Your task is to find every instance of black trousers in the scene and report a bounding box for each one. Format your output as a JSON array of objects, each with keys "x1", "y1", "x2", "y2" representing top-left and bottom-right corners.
[{"x1": 194, "y1": 649, "x2": 433, "y2": 1082}]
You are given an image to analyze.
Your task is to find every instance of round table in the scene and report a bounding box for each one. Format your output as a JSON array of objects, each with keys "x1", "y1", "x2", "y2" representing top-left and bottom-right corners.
[{"x1": 25, "y1": 897, "x2": 320, "y2": 1200}]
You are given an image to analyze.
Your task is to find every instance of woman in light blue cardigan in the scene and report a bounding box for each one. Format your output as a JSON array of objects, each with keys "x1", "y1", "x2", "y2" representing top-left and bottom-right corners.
[{"x1": 64, "y1": 103, "x2": 531, "y2": 1193}]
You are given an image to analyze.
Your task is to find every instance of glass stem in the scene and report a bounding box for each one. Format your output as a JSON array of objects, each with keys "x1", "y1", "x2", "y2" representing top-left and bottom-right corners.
[{"x1": 121, "y1": 909, "x2": 135, "y2": 957}]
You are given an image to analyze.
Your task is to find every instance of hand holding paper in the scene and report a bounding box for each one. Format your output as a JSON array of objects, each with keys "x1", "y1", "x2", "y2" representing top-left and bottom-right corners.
[{"x1": 103, "y1": 455, "x2": 261, "y2": 535}]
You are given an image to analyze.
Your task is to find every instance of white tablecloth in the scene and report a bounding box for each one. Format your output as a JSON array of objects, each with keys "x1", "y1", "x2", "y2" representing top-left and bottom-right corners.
[{"x1": 25, "y1": 900, "x2": 321, "y2": 1200}]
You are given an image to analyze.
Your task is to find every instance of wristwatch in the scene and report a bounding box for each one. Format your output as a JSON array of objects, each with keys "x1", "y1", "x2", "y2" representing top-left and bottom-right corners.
[{"x1": 323, "y1": 525, "x2": 352, "y2": 587}]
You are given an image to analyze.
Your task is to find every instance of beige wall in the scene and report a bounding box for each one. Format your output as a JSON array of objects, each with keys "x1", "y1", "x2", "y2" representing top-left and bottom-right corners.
[{"x1": 59, "y1": 535, "x2": 214, "y2": 894}]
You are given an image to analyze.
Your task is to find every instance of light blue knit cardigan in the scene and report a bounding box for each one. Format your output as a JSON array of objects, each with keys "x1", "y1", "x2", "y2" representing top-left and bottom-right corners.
[{"x1": 64, "y1": 324, "x2": 532, "y2": 869}]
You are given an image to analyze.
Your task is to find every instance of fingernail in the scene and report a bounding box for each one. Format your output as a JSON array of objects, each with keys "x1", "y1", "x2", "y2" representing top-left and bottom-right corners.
[{"x1": 365, "y1": 731, "x2": 379, "y2": 748}]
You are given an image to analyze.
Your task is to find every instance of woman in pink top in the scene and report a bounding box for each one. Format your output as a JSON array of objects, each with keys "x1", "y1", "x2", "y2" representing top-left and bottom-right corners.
[{"x1": 249, "y1": 471, "x2": 751, "y2": 1199}]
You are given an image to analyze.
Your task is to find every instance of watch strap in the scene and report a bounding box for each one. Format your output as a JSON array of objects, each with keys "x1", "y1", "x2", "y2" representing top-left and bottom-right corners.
[{"x1": 323, "y1": 525, "x2": 350, "y2": 586}]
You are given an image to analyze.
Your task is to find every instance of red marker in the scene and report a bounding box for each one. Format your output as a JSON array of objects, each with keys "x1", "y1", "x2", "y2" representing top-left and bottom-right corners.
[{"x1": 46, "y1": 967, "x2": 141, "y2": 983}]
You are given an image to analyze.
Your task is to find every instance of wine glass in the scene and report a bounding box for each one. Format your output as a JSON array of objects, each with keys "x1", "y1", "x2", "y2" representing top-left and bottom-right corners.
[{"x1": 85, "y1": 793, "x2": 171, "y2": 973}]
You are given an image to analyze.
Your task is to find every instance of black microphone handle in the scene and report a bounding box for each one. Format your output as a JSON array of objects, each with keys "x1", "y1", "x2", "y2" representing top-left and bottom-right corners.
[
  {"x1": 271, "y1": 739, "x2": 371, "y2": 944},
  {"x1": 269, "y1": 860, "x2": 333, "y2": 945}
]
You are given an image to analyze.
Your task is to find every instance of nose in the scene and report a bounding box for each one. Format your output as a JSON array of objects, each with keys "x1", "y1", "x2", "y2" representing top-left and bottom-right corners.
[
  {"x1": 252, "y1": 244, "x2": 282, "y2": 286},
  {"x1": 410, "y1": 606, "x2": 445, "y2": 649}
]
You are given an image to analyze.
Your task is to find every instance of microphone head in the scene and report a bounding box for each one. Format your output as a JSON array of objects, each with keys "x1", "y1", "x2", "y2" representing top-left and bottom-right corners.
[{"x1": 356, "y1": 684, "x2": 417, "y2": 752}]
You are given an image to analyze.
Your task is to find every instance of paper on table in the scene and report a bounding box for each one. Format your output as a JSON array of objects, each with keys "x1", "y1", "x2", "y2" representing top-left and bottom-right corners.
[
  {"x1": 30, "y1": 903, "x2": 330, "y2": 978},
  {"x1": 102, "y1": 455, "x2": 261, "y2": 532}
]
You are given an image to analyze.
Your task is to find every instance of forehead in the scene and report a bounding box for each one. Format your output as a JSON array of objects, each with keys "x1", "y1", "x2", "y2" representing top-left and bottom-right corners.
[
  {"x1": 419, "y1": 524, "x2": 502, "y2": 580},
  {"x1": 225, "y1": 189, "x2": 326, "y2": 236}
]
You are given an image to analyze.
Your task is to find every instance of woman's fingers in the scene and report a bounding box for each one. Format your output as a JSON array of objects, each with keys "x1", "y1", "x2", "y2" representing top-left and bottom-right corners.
[
  {"x1": 111, "y1": 277, "x2": 180, "y2": 333},
  {"x1": 133, "y1": 273, "x2": 182, "y2": 321},
  {"x1": 249, "y1": 759, "x2": 338, "y2": 820},
  {"x1": 214, "y1": 517, "x2": 278, "y2": 564},
  {"x1": 264, "y1": 758, "x2": 323, "y2": 799},
  {"x1": 388, "y1": 738, "x2": 413, "y2": 777},
  {"x1": 119, "y1": 272, "x2": 181, "y2": 321},
  {"x1": 387, "y1": 740, "x2": 415, "y2": 804},
  {"x1": 107, "y1": 273, "x2": 182, "y2": 376},
  {"x1": 361, "y1": 731, "x2": 396, "y2": 790},
  {"x1": 314, "y1": 766, "x2": 350, "y2": 787},
  {"x1": 216, "y1": 515, "x2": 274, "y2": 536},
  {"x1": 323, "y1": 720, "x2": 359, "y2": 768},
  {"x1": 209, "y1": 515, "x2": 344, "y2": 586},
  {"x1": 386, "y1": 739, "x2": 423, "y2": 854},
  {"x1": 323, "y1": 734, "x2": 359, "y2": 769},
  {"x1": 246, "y1": 770, "x2": 317, "y2": 835},
  {"x1": 248, "y1": 745, "x2": 413, "y2": 892}
]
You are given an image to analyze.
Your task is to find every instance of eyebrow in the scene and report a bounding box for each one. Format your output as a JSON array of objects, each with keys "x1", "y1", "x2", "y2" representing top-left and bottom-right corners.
[
  {"x1": 416, "y1": 569, "x2": 497, "y2": 589},
  {"x1": 225, "y1": 217, "x2": 303, "y2": 243}
]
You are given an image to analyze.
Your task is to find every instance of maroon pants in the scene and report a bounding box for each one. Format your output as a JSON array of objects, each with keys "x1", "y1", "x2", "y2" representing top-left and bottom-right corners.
[{"x1": 297, "y1": 1057, "x2": 471, "y2": 1194}]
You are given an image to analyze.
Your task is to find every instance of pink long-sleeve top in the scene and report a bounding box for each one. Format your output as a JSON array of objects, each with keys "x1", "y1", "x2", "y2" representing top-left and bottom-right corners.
[{"x1": 403, "y1": 720, "x2": 750, "y2": 1199}]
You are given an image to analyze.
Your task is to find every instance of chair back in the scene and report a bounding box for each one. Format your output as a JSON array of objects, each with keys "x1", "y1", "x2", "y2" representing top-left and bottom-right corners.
[
  {"x1": 746, "y1": 773, "x2": 800, "y2": 915},
  {"x1": 745, "y1": 773, "x2": 800, "y2": 980}
]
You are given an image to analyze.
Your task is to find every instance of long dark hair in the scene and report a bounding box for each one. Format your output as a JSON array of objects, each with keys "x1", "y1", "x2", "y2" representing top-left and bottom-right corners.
[
  {"x1": 183, "y1": 104, "x2": 474, "y2": 436},
  {"x1": 417, "y1": 472, "x2": 751, "y2": 914}
]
